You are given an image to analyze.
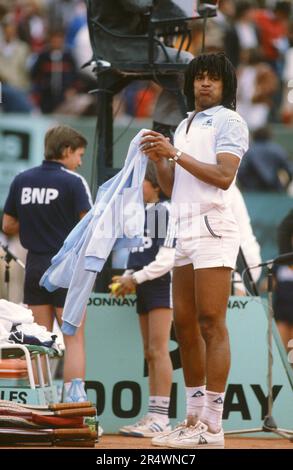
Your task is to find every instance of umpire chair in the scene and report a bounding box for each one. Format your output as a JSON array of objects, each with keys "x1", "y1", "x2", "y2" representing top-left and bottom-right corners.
[{"x1": 85, "y1": 0, "x2": 217, "y2": 184}]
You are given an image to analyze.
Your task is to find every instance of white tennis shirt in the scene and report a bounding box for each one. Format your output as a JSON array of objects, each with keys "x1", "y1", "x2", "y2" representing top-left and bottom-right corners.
[{"x1": 172, "y1": 105, "x2": 249, "y2": 216}]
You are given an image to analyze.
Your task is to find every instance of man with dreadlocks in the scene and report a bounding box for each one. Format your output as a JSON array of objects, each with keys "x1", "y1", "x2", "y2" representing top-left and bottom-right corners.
[{"x1": 140, "y1": 52, "x2": 249, "y2": 449}]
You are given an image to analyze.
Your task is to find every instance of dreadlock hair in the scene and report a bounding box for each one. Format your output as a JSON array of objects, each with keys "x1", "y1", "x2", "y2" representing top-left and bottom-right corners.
[{"x1": 184, "y1": 52, "x2": 237, "y2": 112}]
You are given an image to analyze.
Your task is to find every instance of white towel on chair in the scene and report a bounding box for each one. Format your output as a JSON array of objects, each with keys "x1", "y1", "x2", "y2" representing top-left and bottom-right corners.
[{"x1": 0, "y1": 299, "x2": 34, "y2": 325}]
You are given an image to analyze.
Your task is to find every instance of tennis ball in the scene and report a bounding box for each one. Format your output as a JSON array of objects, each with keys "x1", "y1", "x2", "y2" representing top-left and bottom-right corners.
[{"x1": 110, "y1": 282, "x2": 121, "y2": 294}]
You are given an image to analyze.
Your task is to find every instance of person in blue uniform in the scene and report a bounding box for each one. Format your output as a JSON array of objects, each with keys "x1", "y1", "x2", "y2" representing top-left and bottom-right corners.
[
  {"x1": 2, "y1": 125, "x2": 92, "y2": 400},
  {"x1": 112, "y1": 162, "x2": 176, "y2": 437}
]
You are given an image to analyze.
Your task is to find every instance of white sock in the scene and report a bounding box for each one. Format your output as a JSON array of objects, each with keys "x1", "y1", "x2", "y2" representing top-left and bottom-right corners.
[
  {"x1": 148, "y1": 396, "x2": 170, "y2": 424},
  {"x1": 201, "y1": 390, "x2": 225, "y2": 433},
  {"x1": 186, "y1": 385, "x2": 206, "y2": 422},
  {"x1": 148, "y1": 396, "x2": 157, "y2": 415}
]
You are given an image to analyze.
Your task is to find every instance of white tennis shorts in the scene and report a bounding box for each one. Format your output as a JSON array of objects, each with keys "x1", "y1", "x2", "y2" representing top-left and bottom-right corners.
[{"x1": 174, "y1": 209, "x2": 240, "y2": 270}]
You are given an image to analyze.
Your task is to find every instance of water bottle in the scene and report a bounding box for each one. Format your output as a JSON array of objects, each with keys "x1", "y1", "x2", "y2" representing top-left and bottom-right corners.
[{"x1": 65, "y1": 378, "x2": 87, "y2": 402}]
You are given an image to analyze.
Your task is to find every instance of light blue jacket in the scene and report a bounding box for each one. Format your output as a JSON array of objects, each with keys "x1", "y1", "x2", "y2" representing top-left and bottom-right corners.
[{"x1": 40, "y1": 130, "x2": 148, "y2": 335}]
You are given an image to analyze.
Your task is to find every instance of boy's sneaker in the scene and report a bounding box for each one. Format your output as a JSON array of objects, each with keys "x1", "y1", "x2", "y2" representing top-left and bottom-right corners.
[
  {"x1": 119, "y1": 415, "x2": 151, "y2": 435},
  {"x1": 120, "y1": 415, "x2": 171, "y2": 438},
  {"x1": 151, "y1": 420, "x2": 187, "y2": 447},
  {"x1": 168, "y1": 421, "x2": 224, "y2": 449}
]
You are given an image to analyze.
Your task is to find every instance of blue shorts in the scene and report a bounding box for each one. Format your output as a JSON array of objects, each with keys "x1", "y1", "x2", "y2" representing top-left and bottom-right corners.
[
  {"x1": 24, "y1": 252, "x2": 67, "y2": 308},
  {"x1": 136, "y1": 273, "x2": 172, "y2": 314}
]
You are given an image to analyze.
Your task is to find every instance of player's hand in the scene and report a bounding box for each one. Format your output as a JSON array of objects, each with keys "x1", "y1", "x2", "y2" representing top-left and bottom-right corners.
[
  {"x1": 140, "y1": 131, "x2": 174, "y2": 160},
  {"x1": 109, "y1": 275, "x2": 136, "y2": 297}
]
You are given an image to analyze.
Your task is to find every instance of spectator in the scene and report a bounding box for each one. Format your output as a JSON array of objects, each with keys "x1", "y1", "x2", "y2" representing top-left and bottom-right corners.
[
  {"x1": 1, "y1": 83, "x2": 34, "y2": 113},
  {"x1": 204, "y1": 0, "x2": 236, "y2": 55},
  {"x1": 238, "y1": 126, "x2": 292, "y2": 192},
  {"x1": 17, "y1": 0, "x2": 47, "y2": 53},
  {"x1": 281, "y1": 21, "x2": 293, "y2": 124},
  {"x1": 30, "y1": 29, "x2": 79, "y2": 113},
  {"x1": 64, "y1": 1, "x2": 87, "y2": 49},
  {"x1": 0, "y1": 13, "x2": 35, "y2": 113},
  {"x1": 253, "y1": 1, "x2": 291, "y2": 76},
  {"x1": 0, "y1": 14, "x2": 31, "y2": 91},
  {"x1": 225, "y1": 1, "x2": 260, "y2": 68},
  {"x1": 237, "y1": 49, "x2": 278, "y2": 130}
]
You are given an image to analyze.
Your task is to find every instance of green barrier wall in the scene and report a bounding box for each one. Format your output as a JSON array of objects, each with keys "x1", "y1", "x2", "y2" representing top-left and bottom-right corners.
[
  {"x1": 85, "y1": 295, "x2": 293, "y2": 435},
  {"x1": 242, "y1": 193, "x2": 293, "y2": 262}
]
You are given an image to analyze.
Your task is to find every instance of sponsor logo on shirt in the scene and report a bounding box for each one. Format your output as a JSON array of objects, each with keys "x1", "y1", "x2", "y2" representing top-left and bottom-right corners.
[
  {"x1": 21, "y1": 187, "x2": 59, "y2": 205},
  {"x1": 201, "y1": 118, "x2": 213, "y2": 127},
  {"x1": 227, "y1": 118, "x2": 243, "y2": 124}
]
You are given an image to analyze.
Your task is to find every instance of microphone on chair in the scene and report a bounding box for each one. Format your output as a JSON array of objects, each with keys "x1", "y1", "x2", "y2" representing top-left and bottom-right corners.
[{"x1": 0, "y1": 241, "x2": 25, "y2": 269}]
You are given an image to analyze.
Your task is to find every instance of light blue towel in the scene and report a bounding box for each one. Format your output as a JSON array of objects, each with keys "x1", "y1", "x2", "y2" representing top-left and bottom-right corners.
[{"x1": 40, "y1": 129, "x2": 148, "y2": 335}]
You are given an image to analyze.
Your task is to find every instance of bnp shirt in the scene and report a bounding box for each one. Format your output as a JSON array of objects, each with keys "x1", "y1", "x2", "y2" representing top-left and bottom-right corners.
[{"x1": 4, "y1": 160, "x2": 92, "y2": 254}]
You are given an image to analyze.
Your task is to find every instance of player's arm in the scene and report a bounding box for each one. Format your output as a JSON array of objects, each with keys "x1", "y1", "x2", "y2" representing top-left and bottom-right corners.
[
  {"x1": 143, "y1": 135, "x2": 239, "y2": 190},
  {"x1": 2, "y1": 214, "x2": 20, "y2": 235},
  {"x1": 141, "y1": 121, "x2": 247, "y2": 191},
  {"x1": 79, "y1": 210, "x2": 88, "y2": 219},
  {"x1": 111, "y1": 247, "x2": 176, "y2": 297},
  {"x1": 172, "y1": 152, "x2": 240, "y2": 190},
  {"x1": 132, "y1": 246, "x2": 176, "y2": 283}
]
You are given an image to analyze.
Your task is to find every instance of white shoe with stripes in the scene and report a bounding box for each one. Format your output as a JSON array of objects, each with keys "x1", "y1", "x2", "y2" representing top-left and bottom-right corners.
[
  {"x1": 120, "y1": 415, "x2": 171, "y2": 437},
  {"x1": 151, "y1": 420, "x2": 187, "y2": 446},
  {"x1": 167, "y1": 421, "x2": 225, "y2": 449}
]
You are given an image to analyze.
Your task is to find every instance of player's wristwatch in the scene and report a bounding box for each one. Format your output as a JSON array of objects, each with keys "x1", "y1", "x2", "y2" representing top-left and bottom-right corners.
[{"x1": 170, "y1": 149, "x2": 182, "y2": 162}]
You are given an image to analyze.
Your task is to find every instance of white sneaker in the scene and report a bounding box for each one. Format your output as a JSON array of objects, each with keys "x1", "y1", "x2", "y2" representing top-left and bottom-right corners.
[
  {"x1": 120, "y1": 415, "x2": 171, "y2": 438},
  {"x1": 151, "y1": 420, "x2": 187, "y2": 447},
  {"x1": 168, "y1": 421, "x2": 224, "y2": 449},
  {"x1": 119, "y1": 415, "x2": 149, "y2": 435}
]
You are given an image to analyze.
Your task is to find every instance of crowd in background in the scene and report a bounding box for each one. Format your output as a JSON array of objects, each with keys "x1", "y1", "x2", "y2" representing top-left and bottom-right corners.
[
  {"x1": 0, "y1": 2, "x2": 292, "y2": 194},
  {"x1": 0, "y1": 0, "x2": 95, "y2": 115},
  {"x1": 0, "y1": 1, "x2": 292, "y2": 194},
  {"x1": 0, "y1": 0, "x2": 292, "y2": 127}
]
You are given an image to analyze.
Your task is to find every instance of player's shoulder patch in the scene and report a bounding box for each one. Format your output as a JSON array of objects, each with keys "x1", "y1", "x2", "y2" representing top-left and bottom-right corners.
[{"x1": 216, "y1": 108, "x2": 247, "y2": 127}]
